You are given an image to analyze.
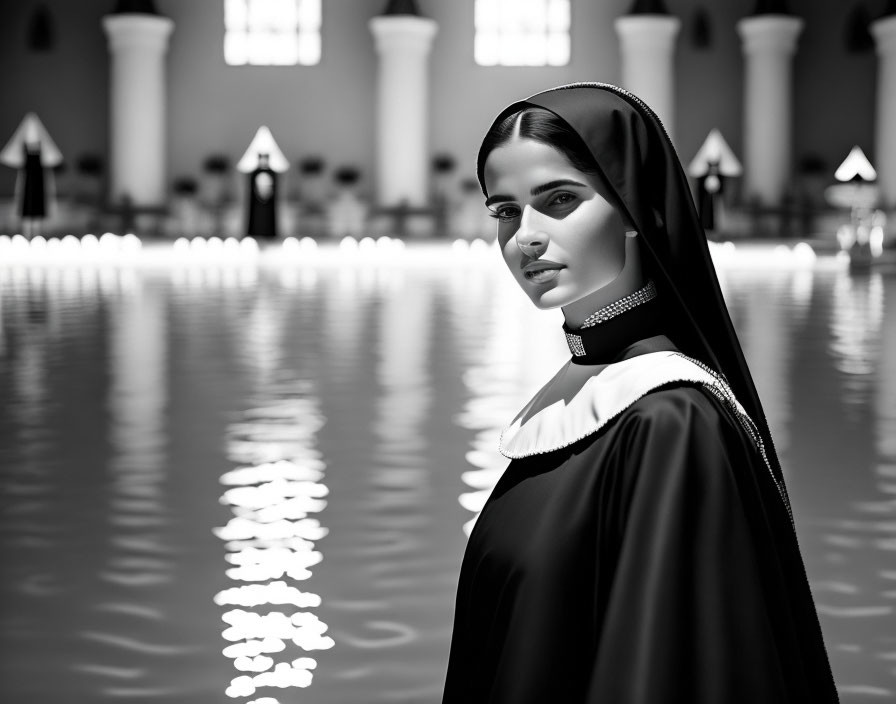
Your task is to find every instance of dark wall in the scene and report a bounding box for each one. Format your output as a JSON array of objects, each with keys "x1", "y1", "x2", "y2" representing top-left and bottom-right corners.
[
  {"x1": 0, "y1": 0, "x2": 878, "y2": 202},
  {"x1": 793, "y1": 0, "x2": 877, "y2": 175},
  {"x1": 0, "y1": 0, "x2": 110, "y2": 193}
]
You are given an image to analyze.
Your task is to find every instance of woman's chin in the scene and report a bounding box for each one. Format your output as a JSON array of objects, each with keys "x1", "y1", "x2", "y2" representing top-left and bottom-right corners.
[{"x1": 527, "y1": 286, "x2": 575, "y2": 310}]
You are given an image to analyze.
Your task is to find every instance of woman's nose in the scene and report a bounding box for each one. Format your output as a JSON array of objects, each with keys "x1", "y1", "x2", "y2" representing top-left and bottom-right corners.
[{"x1": 515, "y1": 207, "x2": 550, "y2": 259}]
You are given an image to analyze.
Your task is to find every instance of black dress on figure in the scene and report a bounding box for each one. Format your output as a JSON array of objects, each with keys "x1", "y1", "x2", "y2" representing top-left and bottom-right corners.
[
  {"x1": 441, "y1": 84, "x2": 839, "y2": 704},
  {"x1": 21, "y1": 143, "x2": 46, "y2": 218},
  {"x1": 247, "y1": 154, "x2": 277, "y2": 239},
  {"x1": 696, "y1": 163, "x2": 723, "y2": 231}
]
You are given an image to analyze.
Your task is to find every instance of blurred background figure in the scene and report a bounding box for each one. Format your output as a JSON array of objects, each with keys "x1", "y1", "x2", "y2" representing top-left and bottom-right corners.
[
  {"x1": 688, "y1": 128, "x2": 742, "y2": 234},
  {"x1": 237, "y1": 126, "x2": 289, "y2": 239},
  {"x1": 248, "y1": 153, "x2": 277, "y2": 239},
  {"x1": 0, "y1": 112, "x2": 63, "y2": 237}
]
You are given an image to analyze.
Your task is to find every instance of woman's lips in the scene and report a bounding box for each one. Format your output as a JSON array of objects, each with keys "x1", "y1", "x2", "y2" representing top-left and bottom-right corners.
[{"x1": 524, "y1": 267, "x2": 563, "y2": 284}]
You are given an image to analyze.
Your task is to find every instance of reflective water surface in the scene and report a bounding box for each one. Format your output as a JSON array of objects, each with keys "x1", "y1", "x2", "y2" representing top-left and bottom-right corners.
[{"x1": 0, "y1": 242, "x2": 894, "y2": 703}]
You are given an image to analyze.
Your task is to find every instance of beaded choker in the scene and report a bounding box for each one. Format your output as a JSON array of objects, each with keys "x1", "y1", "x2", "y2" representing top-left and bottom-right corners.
[{"x1": 563, "y1": 280, "x2": 661, "y2": 365}]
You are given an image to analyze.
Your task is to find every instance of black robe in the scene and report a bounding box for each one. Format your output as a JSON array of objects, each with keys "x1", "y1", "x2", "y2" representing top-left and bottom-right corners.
[
  {"x1": 442, "y1": 337, "x2": 838, "y2": 704},
  {"x1": 247, "y1": 165, "x2": 278, "y2": 239},
  {"x1": 21, "y1": 144, "x2": 46, "y2": 218}
]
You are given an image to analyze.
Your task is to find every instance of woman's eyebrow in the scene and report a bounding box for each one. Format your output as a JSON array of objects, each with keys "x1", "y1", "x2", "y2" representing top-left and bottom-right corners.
[
  {"x1": 485, "y1": 179, "x2": 587, "y2": 207},
  {"x1": 530, "y1": 179, "x2": 587, "y2": 197},
  {"x1": 484, "y1": 194, "x2": 513, "y2": 207}
]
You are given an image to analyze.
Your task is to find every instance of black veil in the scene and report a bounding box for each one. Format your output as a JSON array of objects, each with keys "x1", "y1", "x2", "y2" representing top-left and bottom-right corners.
[{"x1": 476, "y1": 83, "x2": 787, "y2": 489}]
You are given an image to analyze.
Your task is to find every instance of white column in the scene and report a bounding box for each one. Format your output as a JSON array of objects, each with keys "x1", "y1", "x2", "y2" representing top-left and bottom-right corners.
[
  {"x1": 103, "y1": 14, "x2": 174, "y2": 207},
  {"x1": 614, "y1": 15, "x2": 681, "y2": 144},
  {"x1": 737, "y1": 15, "x2": 803, "y2": 207},
  {"x1": 872, "y1": 16, "x2": 896, "y2": 208},
  {"x1": 369, "y1": 16, "x2": 437, "y2": 208}
]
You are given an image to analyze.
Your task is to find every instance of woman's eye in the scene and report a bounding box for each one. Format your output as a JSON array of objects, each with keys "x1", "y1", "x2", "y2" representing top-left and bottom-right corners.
[
  {"x1": 489, "y1": 206, "x2": 520, "y2": 221},
  {"x1": 548, "y1": 192, "x2": 576, "y2": 207}
]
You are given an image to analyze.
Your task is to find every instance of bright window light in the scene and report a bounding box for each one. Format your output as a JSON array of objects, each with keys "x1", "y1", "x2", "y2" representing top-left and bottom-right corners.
[
  {"x1": 475, "y1": 0, "x2": 570, "y2": 67},
  {"x1": 225, "y1": 0, "x2": 321, "y2": 66}
]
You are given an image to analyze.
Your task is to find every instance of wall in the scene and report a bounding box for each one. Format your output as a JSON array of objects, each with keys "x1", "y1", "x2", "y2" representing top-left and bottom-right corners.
[
  {"x1": 793, "y1": 0, "x2": 877, "y2": 173},
  {"x1": 0, "y1": 0, "x2": 110, "y2": 194},
  {"x1": 428, "y1": 0, "x2": 623, "y2": 185},
  {"x1": 429, "y1": 0, "x2": 745, "y2": 188},
  {"x1": 0, "y1": 0, "x2": 879, "y2": 205},
  {"x1": 165, "y1": 0, "x2": 381, "y2": 195}
]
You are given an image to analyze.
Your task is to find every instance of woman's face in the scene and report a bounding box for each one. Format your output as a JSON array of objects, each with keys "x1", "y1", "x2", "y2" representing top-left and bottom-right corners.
[{"x1": 482, "y1": 137, "x2": 627, "y2": 310}]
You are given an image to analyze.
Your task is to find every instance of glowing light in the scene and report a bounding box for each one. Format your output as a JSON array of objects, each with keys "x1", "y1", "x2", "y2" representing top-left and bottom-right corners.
[
  {"x1": 773, "y1": 244, "x2": 791, "y2": 260},
  {"x1": 470, "y1": 238, "x2": 490, "y2": 254},
  {"x1": 220, "y1": 459, "x2": 324, "y2": 486},
  {"x1": 224, "y1": 237, "x2": 241, "y2": 257},
  {"x1": 220, "y1": 609, "x2": 334, "y2": 650},
  {"x1": 215, "y1": 395, "x2": 332, "y2": 701},
  {"x1": 792, "y1": 242, "x2": 817, "y2": 265},
  {"x1": 475, "y1": 0, "x2": 570, "y2": 66},
  {"x1": 208, "y1": 236, "x2": 225, "y2": 255},
  {"x1": 459, "y1": 488, "x2": 492, "y2": 513},
  {"x1": 835, "y1": 146, "x2": 877, "y2": 183},
  {"x1": 213, "y1": 516, "x2": 328, "y2": 542},
  {"x1": 222, "y1": 477, "x2": 328, "y2": 508},
  {"x1": 358, "y1": 236, "x2": 376, "y2": 255},
  {"x1": 82, "y1": 233, "x2": 99, "y2": 248},
  {"x1": 190, "y1": 237, "x2": 209, "y2": 255},
  {"x1": 224, "y1": 0, "x2": 321, "y2": 67},
  {"x1": 224, "y1": 659, "x2": 317, "y2": 697},
  {"x1": 223, "y1": 638, "x2": 287, "y2": 658},
  {"x1": 61, "y1": 235, "x2": 80, "y2": 254},
  {"x1": 215, "y1": 581, "x2": 322, "y2": 608},
  {"x1": 234, "y1": 655, "x2": 275, "y2": 672},
  {"x1": 224, "y1": 546, "x2": 322, "y2": 569}
]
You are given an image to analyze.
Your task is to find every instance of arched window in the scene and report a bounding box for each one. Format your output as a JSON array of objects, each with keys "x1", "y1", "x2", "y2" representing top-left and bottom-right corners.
[
  {"x1": 224, "y1": 0, "x2": 321, "y2": 66},
  {"x1": 474, "y1": 0, "x2": 570, "y2": 66}
]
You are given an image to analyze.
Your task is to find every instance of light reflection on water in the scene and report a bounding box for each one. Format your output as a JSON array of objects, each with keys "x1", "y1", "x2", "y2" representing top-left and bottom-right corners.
[{"x1": 0, "y1": 246, "x2": 894, "y2": 702}]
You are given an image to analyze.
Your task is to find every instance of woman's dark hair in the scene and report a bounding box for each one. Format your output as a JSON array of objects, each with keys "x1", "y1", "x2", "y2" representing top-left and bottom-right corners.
[{"x1": 479, "y1": 107, "x2": 601, "y2": 189}]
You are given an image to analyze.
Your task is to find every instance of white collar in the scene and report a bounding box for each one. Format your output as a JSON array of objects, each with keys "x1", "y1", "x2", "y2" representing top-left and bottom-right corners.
[{"x1": 499, "y1": 351, "x2": 743, "y2": 459}]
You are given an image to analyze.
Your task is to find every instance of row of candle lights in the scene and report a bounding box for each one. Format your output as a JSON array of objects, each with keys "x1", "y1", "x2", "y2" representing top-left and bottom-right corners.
[
  {"x1": 0, "y1": 233, "x2": 495, "y2": 264},
  {"x1": 0, "y1": 233, "x2": 826, "y2": 270}
]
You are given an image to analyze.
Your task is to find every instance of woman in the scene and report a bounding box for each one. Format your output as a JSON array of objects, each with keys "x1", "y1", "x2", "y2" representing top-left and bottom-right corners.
[{"x1": 442, "y1": 83, "x2": 839, "y2": 703}]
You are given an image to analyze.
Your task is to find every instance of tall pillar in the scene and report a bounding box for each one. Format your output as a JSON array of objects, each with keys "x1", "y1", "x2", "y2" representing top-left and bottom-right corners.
[
  {"x1": 872, "y1": 15, "x2": 896, "y2": 208},
  {"x1": 103, "y1": 12, "x2": 174, "y2": 207},
  {"x1": 737, "y1": 14, "x2": 803, "y2": 207},
  {"x1": 614, "y1": 11, "x2": 681, "y2": 144},
  {"x1": 369, "y1": 10, "x2": 437, "y2": 207}
]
